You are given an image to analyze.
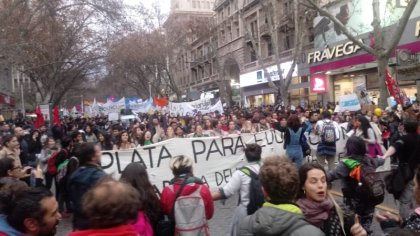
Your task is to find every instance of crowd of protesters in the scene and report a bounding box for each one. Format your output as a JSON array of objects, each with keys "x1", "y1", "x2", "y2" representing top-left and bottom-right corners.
[{"x1": 0, "y1": 101, "x2": 419, "y2": 236}]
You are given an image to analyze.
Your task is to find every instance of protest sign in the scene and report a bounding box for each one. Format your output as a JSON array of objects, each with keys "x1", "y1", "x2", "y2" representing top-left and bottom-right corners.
[
  {"x1": 108, "y1": 112, "x2": 119, "y2": 121},
  {"x1": 168, "y1": 99, "x2": 223, "y2": 116},
  {"x1": 339, "y1": 94, "x2": 361, "y2": 111},
  {"x1": 100, "y1": 123, "x2": 393, "y2": 194}
]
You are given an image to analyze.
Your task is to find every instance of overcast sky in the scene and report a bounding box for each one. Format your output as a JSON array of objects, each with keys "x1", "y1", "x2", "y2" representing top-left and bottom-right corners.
[{"x1": 124, "y1": 0, "x2": 170, "y2": 14}]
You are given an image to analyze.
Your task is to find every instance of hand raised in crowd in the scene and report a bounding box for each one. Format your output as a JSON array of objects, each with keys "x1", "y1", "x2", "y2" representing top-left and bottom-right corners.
[
  {"x1": 350, "y1": 215, "x2": 367, "y2": 236},
  {"x1": 20, "y1": 166, "x2": 32, "y2": 178},
  {"x1": 375, "y1": 210, "x2": 402, "y2": 225},
  {"x1": 33, "y1": 165, "x2": 44, "y2": 179}
]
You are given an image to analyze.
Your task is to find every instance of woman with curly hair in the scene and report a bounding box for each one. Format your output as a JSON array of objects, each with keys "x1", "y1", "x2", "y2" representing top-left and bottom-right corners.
[{"x1": 113, "y1": 131, "x2": 135, "y2": 150}]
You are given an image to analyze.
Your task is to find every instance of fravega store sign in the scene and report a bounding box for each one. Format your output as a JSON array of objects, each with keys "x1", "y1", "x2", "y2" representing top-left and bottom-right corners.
[{"x1": 307, "y1": 40, "x2": 363, "y2": 64}]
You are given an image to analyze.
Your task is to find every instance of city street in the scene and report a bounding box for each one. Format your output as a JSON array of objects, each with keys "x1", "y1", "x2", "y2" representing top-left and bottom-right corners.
[{"x1": 57, "y1": 172, "x2": 400, "y2": 236}]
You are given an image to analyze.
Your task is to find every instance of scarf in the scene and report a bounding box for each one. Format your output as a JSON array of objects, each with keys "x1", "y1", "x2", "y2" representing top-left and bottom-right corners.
[{"x1": 296, "y1": 197, "x2": 334, "y2": 228}]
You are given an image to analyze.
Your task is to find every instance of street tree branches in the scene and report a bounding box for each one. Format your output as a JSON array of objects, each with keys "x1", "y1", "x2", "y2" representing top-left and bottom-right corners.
[
  {"x1": 239, "y1": 0, "x2": 314, "y2": 107},
  {"x1": 302, "y1": 0, "x2": 418, "y2": 107},
  {"x1": 0, "y1": 0, "x2": 125, "y2": 106}
]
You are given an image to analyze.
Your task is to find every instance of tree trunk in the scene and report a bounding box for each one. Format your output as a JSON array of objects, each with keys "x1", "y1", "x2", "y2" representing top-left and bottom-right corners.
[
  {"x1": 377, "y1": 56, "x2": 389, "y2": 108},
  {"x1": 218, "y1": 79, "x2": 232, "y2": 107}
]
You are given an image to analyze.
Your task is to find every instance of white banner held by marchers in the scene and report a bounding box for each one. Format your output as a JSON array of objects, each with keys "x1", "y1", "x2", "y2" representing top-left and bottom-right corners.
[{"x1": 101, "y1": 125, "x2": 390, "y2": 194}]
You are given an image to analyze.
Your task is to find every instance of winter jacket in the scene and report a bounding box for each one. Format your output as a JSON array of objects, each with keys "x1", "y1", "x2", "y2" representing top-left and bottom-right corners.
[
  {"x1": 69, "y1": 224, "x2": 139, "y2": 236},
  {"x1": 238, "y1": 202, "x2": 325, "y2": 236},
  {"x1": 327, "y1": 155, "x2": 384, "y2": 209},
  {"x1": 0, "y1": 214, "x2": 24, "y2": 236},
  {"x1": 131, "y1": 212, "x2": 153, "y2": 236},
  {"x1": 160, "y1": 175, "x2": 214, "y2": 220},
  {"x1": 68, "y1": 164, "x2": 107, "y2": 230}
]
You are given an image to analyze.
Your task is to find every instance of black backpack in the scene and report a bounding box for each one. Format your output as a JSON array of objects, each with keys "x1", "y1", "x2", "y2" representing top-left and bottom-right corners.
[
  {"x1": 240, "y1": 166, "x2": 265, "y2": 215},
  {"x1": 352, "y1": 159, "x2": 385, "y2": 206}
]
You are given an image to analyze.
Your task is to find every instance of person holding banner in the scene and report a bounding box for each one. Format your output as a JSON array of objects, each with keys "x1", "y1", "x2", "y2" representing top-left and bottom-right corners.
[
  {"x1": 192, "y1": 125, "x2": 209, "y2": 138},
  {"x1": 113, "y1": 131, "x2": 135, "y2": 150},
  {"x1": 223, "y1": 121, "x2": 241, "y2": 136}
]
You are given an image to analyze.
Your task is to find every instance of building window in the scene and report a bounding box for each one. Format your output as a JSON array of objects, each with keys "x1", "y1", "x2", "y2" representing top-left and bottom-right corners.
[
  {"x1": 267, "y1": 37, "x2": 273, "y2": 56},
  {"x1": 250, "y1": 20, "x2": 258, "y2": 39},
  {"x1": 247, "y1": 42, "x2": 257, "y2": 62},
  {"x1": 192, "y1": 0, "x2": 196, "y2": 8},
  {"x1": 284, "y1": 31, "x2": 295, "y2": 50}
]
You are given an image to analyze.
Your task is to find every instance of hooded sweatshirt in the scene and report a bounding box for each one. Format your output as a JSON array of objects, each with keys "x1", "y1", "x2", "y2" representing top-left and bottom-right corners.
[
  {"x1": 238, "y1": 202, "x2": 325, "y2": 236},
  {"x1": 0, "y1": 214, "x2": 24, "y2": 236},
  {"x1": 68, "y1": 164, "x2": 107, "y2": 230}
]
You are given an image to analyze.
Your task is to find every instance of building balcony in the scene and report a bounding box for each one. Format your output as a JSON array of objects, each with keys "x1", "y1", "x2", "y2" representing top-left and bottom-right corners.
[{"x1": 259, "y1": 23, "x2": 270, "y2": 37}]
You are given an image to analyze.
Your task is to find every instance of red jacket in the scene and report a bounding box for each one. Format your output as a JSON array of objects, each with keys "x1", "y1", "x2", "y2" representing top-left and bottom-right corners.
[
  {"x1": 68, "y1": 225, "x2": 139, "y2": 236},
  {"x1": 160, "y1": 178, "x2": 214, "y2": 220}
]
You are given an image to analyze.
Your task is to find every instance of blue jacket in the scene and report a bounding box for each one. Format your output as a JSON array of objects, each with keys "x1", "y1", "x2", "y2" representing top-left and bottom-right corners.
[
  {"x1": 0, "y1": 214, "x2": 24, "y2": 236},
  {"x1": 68, "y1": 164, "x2": 106, "y2": 230}
]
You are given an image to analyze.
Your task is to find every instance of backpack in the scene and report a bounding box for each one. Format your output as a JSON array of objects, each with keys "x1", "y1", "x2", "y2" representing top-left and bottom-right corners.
[
  {"x1": 47, "y1": 149, "x2": 68, "y2": 176},
  {"x1": 240, "y1": 166, "x2": 265, "y2": 215},
  {"x1": 343, "y1": 158, "x2": 385, "y2": 206},
  {"x1": 169, "y1": 183, "x2": 208, "y2": 236},
  {"x1": 56, "y1": 156, "x2": 79, "y2": 183},
  {"x1": 320, "y1": 121, "x2": 337, "y2": 145}
]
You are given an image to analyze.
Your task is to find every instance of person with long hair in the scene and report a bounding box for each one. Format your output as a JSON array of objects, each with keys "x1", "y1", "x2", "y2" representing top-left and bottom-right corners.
[
  {"x1": 113, "y1": 131, "x2": 135, "y2": 150},
  {"x1": 351, "y1": 116, "x2": 376, "y2": 147},
  {"x1": 28, "y1": 129, "x2": 42, "y2": 166},
  {"x1": 39, "y1": 137, "x2": 60, "y2": 189},
  {"x1": 223, "y1": 121, "x2": 241, "y2": 136},
  {"x1": 84, "y1": 125, "x2": 97, "y2": 143},
  {"x1": 97, "y1": 132, "x2": 113, "y2": 151},
  {"x1": 240, "y1": 120, "x2": 256, "y2": 134},
  {"x1": 120, "y1": 162, "x2": 163, "y2": 235},
  {"x1": 282, "y1": 115, "x2": 307, "y2": 168},
  {"x1": 175, "y1": 126, "x2": 185, "y2": 138},
  {"x1": 139, "y1": 130, "x2": 153, "y2": 147},
  {"x1": 193, "y1": 125, "x2": 209, "y2": 138},
  {"x1": 327, "y1": 136, "x2": 385, "y2": 234},
  {"x1": 130, "y1": 127, "x2": 143, "y2": 146},
  {"x1": 297, "y1": 163, "x2": 367, "y2": 236}
]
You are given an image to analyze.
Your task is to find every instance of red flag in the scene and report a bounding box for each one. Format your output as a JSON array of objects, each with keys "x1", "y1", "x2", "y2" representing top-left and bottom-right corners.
[
  {"x1": 34, "y1": 105, "x2": 45, "y2": 129},
  {"x1": 154, "y1": 97, "x2": 168, "y2": 107},
  {"x1": 385, "y1": 68, "x2": 409, "y2": 105},
  {"x1": 53, "y1": 106, "x2": 60, "y2": 125}
]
